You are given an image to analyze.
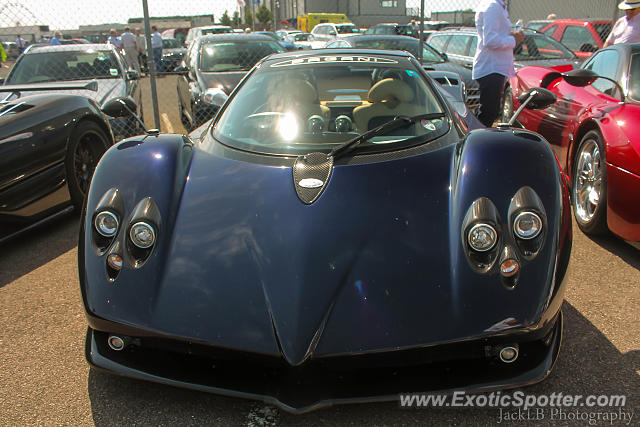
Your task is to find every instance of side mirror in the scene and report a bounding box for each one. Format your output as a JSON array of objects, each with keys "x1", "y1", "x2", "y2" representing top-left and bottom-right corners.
[
  {"x1": 174, "y1": 65, "x2": 189, "y2": 74},
  {"x1": 202, "y1": 87, "x2": 228, "y2": 109},
  {"x1": 517, "y1": 87, "x2": 557, "y2": 110},
  {"x1": 126, "y1": 70, "x2": 140, "y2": 80},
  {"x1": 440, "y1": 52, "x2": 448, "y2": 61},
  {"x1": 561, "y1": 68, "x2": 598, "y2": 87},
  {"x1": 102, "y1": 97, "x2": 138, "y2": 118}
]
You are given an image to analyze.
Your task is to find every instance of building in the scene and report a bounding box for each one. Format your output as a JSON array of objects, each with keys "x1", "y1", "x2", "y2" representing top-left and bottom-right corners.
[{"x1": 279, "y1": 0, "x2": 408, "y2": 28}]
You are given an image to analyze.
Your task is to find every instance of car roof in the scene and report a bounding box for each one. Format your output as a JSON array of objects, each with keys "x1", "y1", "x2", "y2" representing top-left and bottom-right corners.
[
  {"x1": 263, "y1": 48, "x2": 414, "y2": 62},
  {"x1": 23, "y1": 43, "x2": 118, "y2": 54},
  {"x1": 338, "y1": 34, "x2": 416, "y2": 42},
  {"x1": 548, "y1": 18, "x2": 612, "y2": 24},
  {"x1": 194, "y1": 25, "x2": 232, "y2": 30},
  {"x1": 196, "y1": 34, "x2": 276, "y2": 42}
]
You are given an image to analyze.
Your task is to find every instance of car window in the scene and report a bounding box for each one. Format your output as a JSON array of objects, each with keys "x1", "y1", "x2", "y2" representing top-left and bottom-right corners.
[
  {"x1": 628, "y1": 53, "x2": 640, "y2": 101},
  {"x1": 336, "y1": 25, "x2": 358, "y2": 34},
  {"x1": 514, "y1": 34, "x2": 575, "y2": 60},
  {"x1": 583, "y1": 49, "x2": 620, "y2": 96},
  {"x1": 352, "y1": 38, "x2": 444, "y2": 63},
  {"x1": 543, "y1": 25, "x2": 557, "y2": 37},
  {"x1": 428, "y1": 34, "x2": 449, "y2": 52},
  {"x1": 213, "y1": 59, "x2": 447, "y2": 156},
  {"x1": 560, "y1": 26, "x2": 597, "y2": 52},
  {"x1": 446, "y1": 35, "x2": 472, "y2": 56},
  {"x1": 199, "y1": 41, "x2": 284, "y2": 72},
  {"x1": 593, "y1": 23, "x2": 613, "y2": 43},
  {"x1": 6, "y1": 50, "x2": 121, "y2": 84},
  {"x1": 163, "y1": 39, "x2": 181, "y2": 49}
]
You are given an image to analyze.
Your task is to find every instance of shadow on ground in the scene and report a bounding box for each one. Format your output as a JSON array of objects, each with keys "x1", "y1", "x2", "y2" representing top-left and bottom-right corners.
[
  {"x1": 586, "y1": 232, "x2": 640, "y2": 271},
  {"x1": 87, "y1": 303, "x2": 639, "y2": 426},
  {"x1": 0, "y1": 212, "x2": 79, "y2": 288}
]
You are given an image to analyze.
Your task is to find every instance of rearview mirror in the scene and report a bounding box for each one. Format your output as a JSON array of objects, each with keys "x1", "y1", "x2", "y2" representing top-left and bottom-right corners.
[{"x1": 102, "y1": 97, "x2": 138, "y2": 118}]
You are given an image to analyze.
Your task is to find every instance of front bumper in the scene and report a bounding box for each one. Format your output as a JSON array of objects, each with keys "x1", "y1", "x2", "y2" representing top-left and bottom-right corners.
[{"x1": 86, "y1": 311, "x2": 562, "y2": 413}]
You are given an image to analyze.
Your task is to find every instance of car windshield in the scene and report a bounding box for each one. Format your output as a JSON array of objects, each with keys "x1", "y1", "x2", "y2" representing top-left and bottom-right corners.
[
  {"x1": 6, "y1": 50, "x2": 121, "y2": 84},
  {"x1": 202, "y1": 27, "x2": 232, "y2": 35},
  {"x1": 337, "y1": 25, "x2": 359, "y2": 34},
  {"x1": 352, "y1": 38, "x2": 444, "y2": 63},
  {"x1": 514, "y1": 34, "x2": 576, "y2": 61},
  {"x1": 163, "y1": 38, "x2": 181, "y2": 48},
  {"x1": 213, "y1": 56, "x2": 447, "y2": 156},
  {"x1": 199, "y1": 40, "x2": 284, "y2": 72}
]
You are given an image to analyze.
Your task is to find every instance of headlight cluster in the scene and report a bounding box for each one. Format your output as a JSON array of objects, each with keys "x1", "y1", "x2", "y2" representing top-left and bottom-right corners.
[
  {"x1": 462, "y1": 187, "x2": 546, "y2": 286},
  {"x1": 91, "y1": 189, "x2": 161, "y2": 280}
]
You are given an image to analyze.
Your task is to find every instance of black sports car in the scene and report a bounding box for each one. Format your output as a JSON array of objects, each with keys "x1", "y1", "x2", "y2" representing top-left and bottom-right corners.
[
  {"x1": 81, "y1": 49, "x2": 571, "y2": 413},
  {"x1": 0, "y1": 82, "x2": 114, "y2": 242},
  {"x1": 175, "y1": 34, "x2": 284, "y2": 131}
]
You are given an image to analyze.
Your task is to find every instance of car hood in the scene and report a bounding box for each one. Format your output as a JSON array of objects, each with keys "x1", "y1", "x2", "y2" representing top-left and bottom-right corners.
[
  {"x1": 199, "y1": 72, "x2": 246, "y2": 94},
  {"x1": 1, "y1": 78, "x2": 126, "y2": 106},
  {"x1": 85, "y1": 135, "x2": 562, "y2": 366},
  {"x1": 424, "y1": 61, "x2": 475, "y2": 86}
]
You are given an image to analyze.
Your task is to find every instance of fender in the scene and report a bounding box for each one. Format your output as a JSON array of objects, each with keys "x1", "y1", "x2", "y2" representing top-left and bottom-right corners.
[
  {"x1": 453, "y1": 127, "x2": 572, "y2": 318},
  {"x1": 80, "y1": 133, "x2": 194, "y2": 313}
]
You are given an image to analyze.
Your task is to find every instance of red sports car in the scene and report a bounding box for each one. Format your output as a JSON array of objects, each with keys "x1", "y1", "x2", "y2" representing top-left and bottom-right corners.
[{"x1": 506, "y1": 43, "x2": 640, "y2": 243}]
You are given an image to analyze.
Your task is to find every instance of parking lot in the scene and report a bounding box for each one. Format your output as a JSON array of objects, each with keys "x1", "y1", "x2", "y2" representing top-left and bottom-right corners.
[{"x1": 0, "y1": 212, "x2": 638, "y2": 425}]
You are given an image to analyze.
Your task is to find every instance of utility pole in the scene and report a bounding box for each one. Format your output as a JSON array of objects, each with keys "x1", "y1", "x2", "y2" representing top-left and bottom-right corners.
[{"x1": 418, "y1": 0, "x2": 424, "y2": 63}]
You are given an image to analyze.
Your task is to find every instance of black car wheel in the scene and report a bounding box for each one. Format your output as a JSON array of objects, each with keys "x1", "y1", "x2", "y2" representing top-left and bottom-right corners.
[
  {"x1": 178, "y1": 98, "x2": 191, "y2": 131},
  {"x1": 501, "y1": 86, "x2": 514, "y2": 124},
  {"x1": 66, "y1": 121, "x2": 110, "y2": 209},
  {"x1": 572, "y1": 130, "x2": 608, "y2": 235}
]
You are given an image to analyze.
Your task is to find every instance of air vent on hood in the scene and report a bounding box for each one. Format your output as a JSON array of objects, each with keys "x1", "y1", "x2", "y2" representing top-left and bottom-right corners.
[{"x1": 0, "y1": 102, "x2": 33, "y2": 118}]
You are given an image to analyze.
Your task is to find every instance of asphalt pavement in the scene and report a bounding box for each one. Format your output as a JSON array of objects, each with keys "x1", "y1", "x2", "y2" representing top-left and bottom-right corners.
[{"x1": 0, "y1": 213, "x2": 638, "y2": 426}]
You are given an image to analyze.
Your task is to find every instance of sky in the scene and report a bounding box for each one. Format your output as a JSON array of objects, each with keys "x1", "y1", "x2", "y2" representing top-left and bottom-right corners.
[{"x1": 1, "y1": 0, "x2": 481, "y2": 30}]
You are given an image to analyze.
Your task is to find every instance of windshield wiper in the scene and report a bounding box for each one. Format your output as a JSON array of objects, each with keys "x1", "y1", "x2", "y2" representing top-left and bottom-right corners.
[{"x1": 330, "y1": 112, "x2": 446, "y2": 159}]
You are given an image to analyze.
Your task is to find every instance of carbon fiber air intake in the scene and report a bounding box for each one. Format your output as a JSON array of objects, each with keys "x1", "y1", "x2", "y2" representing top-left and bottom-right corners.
[{"x1": 293, "y1": 152, "x2": 333, "y2": 204}]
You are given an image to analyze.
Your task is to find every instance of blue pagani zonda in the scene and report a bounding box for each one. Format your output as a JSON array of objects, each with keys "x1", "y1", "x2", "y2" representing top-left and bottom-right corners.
[{"x1": 80, "y1": 49, "x2": 572, "y2": 413}]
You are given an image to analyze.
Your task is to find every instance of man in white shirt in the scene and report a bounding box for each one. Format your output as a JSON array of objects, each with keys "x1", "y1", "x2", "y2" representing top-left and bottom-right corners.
[
  {"x1": 604, "y1": 0, "x2": 640, "y2": 47},
  {"x1": 107, "y1": 29, "x2": 121, "y2": 49},
  {"x1": 472, "y1": 0, "x2": 524, "y2": 127},
  {"x1": 120, "y1": 27, "x2": 140, "y2": 73},
  {"x1": 151, "y1": 26, "x2": 164, "y2": 73},
  {"x1": 16, "y1": 35, "x2": 25, "y2": 52}
]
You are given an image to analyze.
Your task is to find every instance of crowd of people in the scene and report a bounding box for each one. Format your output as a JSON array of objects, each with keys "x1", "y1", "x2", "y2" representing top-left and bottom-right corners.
[{"x1": 107, "y1": 26, "x2": 164, "y2": 73}]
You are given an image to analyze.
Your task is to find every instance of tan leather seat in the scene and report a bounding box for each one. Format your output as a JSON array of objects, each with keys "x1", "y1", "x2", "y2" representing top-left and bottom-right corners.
[
  {"x1": 287, "y1": 79, "x2": 330, "y2": 127},
  {"x1": 353, "y1": 78, "x2": 425, "y2": 132}
]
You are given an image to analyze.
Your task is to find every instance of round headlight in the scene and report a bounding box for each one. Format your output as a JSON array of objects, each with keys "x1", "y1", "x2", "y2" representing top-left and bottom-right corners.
[
  {"x1": 514, "y1": 211, "x2": 542, "y2": 240},
  {"x1": 94, "y1": 211, "x2": 119, "y2": 237},
  {"x1": 468, "y1": 223, "x2": 498, "y2": 252},
  {"x1": 129, "y1": 221, "x2": 156, "y2": 248}
]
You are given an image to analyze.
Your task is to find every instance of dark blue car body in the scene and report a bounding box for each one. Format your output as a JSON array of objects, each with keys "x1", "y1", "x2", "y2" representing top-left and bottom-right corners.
[{"x1": 80, "y1": 50, "x2": 572, "y2": 413}]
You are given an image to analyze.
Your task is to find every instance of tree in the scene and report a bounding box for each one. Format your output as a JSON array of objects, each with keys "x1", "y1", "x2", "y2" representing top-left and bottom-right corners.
[
  {"x1": 244, "y1": 8, "x2": 254, "y2": 28},
  {"x1": 256, "y1": 4, "x2": 272, "y2": 28},
  {"x1": 220, "y1": 10, "x2": 232, "y2": 27}
]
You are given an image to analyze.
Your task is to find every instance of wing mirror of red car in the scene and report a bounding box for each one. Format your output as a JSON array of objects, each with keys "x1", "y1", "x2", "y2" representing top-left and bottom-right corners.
[{"x1": 561, "y1": 68, "x2": 598, "y2": 87}]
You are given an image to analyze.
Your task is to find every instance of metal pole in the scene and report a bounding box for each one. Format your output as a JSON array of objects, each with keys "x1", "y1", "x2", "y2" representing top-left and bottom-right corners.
[
  {"x1": 142, "y1": 0, "x2": 160, "y2": 131},
  {"x1": 418, "y1": 0, "x2": 424, "y2": 63},
  {"x1": 252, "y1": 0, "x2": 256, "y2": 32}
]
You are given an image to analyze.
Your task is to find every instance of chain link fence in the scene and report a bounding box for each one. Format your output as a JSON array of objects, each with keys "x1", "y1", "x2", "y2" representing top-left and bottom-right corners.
[{"x1": 0, "y1": 0, "x2": 623, "y2": 140}]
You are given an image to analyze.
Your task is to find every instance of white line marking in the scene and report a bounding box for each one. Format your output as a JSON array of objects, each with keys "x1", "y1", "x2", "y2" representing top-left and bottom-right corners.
[{"x1": 161, "y1": 112, "x2": 174, "y2": 133}]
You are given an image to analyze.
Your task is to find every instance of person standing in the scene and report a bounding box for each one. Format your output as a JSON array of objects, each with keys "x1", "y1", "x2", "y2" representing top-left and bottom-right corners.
[
  {"x1": 472, "y1": 0, "x2": 524, "y2": 127},
  {"x1": 15, "y1": 34, "x2": 25, "y2": 52},
  {"x1": 604, "y1": 0, "x2": 640, "y2": 47},
  {"x1": 134, "y1": 28, "x2": 146, "y2": 72},
  {"x1": 107, "y1": 29, "x2": 121, "y2": 49},
  {"x1": 151, "y1": 26, "x2": 163, "y2": 73},
  {"x1": 50, "y1": 31, "x2": 62, "y2": 45},
  {"x1": 120, "y1": 27, "x2": 140, "y2": 72}
]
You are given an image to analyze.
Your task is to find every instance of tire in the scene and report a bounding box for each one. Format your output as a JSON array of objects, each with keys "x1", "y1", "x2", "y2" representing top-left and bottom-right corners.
[
  {"x1": 65, "y1": 121, "x2": 110, "y2": 210},
  {"x1": 178, "y1": 99, "x2": 191, "y2": 131},
  {"x1": 572, "y1": 130, "x2": 608, "y2": 235},
  {"x1": 501, "y1": 86, "x2": 513, "y2": 124}
]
